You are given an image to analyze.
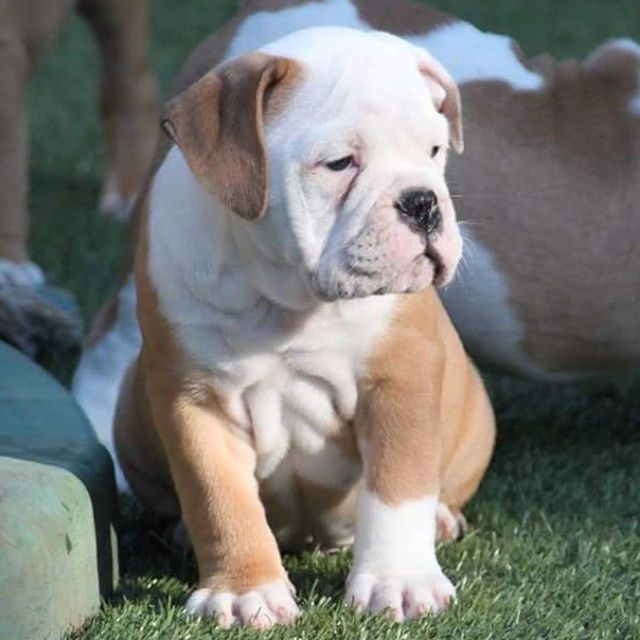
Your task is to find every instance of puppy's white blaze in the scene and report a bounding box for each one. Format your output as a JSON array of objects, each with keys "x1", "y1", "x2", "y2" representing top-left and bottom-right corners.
[
  {"x1": 417, "y1": 22, "x2": 544, "y2": 90},
  {"x1": 351, "y1": 490, "x2": 440, "y2": 576},
  {"x1": 72, "y1": 276, "x2": 141, "y2": 491}
]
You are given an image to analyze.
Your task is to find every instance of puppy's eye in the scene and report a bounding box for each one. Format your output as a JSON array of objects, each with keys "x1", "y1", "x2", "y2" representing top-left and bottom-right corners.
[
  {"x1": 325, "y1": 155, "x2": 354, "y2": 171},
  {"x1": 431, "y1": 146, "x2": 441, "y2": 158}
]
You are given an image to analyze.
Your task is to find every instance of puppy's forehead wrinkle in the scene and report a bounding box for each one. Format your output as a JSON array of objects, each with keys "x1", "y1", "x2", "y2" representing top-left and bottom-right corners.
[{"x1": 266, "y1": 36, "x2": 432, "y2": 128}]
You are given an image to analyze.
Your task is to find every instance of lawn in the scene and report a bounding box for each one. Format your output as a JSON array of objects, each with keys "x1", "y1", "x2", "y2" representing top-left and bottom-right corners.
[{"x1": 24, "y1": 0, "x2": 640, "y2": 638}]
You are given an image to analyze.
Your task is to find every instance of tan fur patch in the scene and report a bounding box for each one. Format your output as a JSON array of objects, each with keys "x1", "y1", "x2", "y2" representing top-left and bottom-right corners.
[
  {"x1": 358, "y1": 289, "x2": 495, "y2": 507},
  {"x1": 351, "y1": 0, "x2": 453, "y2": 36},
  {"x1": 450, "y1": 43, "x2": 640, "y2": 371},
  {"x1": 162, "y1": 53, "x2": 303, "y2": 220}
]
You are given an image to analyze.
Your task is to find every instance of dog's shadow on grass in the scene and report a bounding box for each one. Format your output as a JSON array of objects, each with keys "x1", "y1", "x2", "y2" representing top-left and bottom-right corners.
[{"x1": 112, "y1": 371, "x2": 640, "y2": 610}]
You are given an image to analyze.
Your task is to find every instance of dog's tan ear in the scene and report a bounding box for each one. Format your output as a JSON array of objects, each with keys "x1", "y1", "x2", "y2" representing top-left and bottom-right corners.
[
  {"x1": 161, "y1": 53, "x2": 301, "y2": 220},
  {"x1": 417, "y1": 52, "x2": 464, "y2": 154}
]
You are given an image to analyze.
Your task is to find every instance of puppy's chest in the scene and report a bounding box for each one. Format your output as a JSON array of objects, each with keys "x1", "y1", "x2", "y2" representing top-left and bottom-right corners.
[
  {"x1": 237, "y1": 351, "x2": 356, "y2": 479},
  {"x1": 216, "y1": 298, "x2": 398, "y2": 480}
]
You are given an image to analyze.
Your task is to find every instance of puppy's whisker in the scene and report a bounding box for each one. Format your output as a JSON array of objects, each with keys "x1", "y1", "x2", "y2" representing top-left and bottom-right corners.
[{"x1": 457, "y1": 219, "x2": 487, "y2": 229}]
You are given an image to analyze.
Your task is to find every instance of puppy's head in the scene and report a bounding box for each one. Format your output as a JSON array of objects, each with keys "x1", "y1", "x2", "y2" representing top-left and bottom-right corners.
[{"x1": 163, "y1": 27, "x2": 463, "y2": 303}]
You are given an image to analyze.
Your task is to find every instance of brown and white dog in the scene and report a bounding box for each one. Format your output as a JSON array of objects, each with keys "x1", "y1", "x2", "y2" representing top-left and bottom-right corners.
[
  {"x1": 108, "y1": 25, "x2": 494, "y2": 628},
  {"x1": 0, "y1": 0, "x2": 157, "y2": 289}
]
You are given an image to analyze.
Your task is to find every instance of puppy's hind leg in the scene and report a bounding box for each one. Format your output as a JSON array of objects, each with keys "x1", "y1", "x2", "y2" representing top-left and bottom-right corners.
[{"x1": 77, "y1": 0, "x2": 158, "y2": 221}]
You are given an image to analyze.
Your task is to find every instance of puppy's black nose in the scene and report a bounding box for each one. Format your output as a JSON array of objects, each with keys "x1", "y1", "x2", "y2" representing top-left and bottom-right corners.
[{"x1": 395, "y1": 189, "x2": 441, "y2": 234}]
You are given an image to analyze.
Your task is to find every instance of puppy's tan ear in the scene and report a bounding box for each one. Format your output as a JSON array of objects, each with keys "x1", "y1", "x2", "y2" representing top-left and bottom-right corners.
[
  {"x1": 161, "y1": 53, "x2": 301, "y2": 220},
  {"x1": 417, "y1": 52, "x2": 464, "y2": 154}
]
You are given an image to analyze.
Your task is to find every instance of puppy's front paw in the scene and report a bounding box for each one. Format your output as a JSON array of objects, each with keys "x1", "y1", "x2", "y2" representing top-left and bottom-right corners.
[
  {"x1": 186, "y1": 579, "x2": 300, "y2": 630},
  {"x1": 346, "y1": 570, "x2": 455, "y2": 621}
]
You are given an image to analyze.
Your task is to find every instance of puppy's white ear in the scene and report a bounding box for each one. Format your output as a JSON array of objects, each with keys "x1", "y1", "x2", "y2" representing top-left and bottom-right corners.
[
  {"x1": 416, "y1": 50, "x2": 464, "y2": 154},
  {"x1": 161, "y1": 53, "x2": 302, "y2": 220}
]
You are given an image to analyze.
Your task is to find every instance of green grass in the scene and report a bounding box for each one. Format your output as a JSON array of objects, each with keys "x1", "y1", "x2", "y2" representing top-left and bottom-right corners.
[{"x1": 25, "y1": 1, "x2": 640, "y2": 638}]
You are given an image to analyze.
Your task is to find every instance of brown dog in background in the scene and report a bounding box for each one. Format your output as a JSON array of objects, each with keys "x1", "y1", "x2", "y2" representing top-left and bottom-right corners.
[{"x1": 0, "y1": 0, "x2": 157, "y2": 358}]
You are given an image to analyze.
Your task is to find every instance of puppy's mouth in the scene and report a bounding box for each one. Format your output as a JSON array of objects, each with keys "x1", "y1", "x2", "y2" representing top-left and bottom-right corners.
[{"x1": 423, "y1": 243, "x2": 446, "y2": 287}]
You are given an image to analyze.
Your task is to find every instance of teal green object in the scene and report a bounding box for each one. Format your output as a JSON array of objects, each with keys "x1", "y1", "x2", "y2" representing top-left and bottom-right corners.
[{"x1": 0, "y1": 340, "x2": 119, "y2": 639}]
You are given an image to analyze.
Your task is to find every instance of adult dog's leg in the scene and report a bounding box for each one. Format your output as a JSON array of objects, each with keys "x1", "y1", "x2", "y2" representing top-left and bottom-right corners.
[
  {"x1": 0, "y1": 31, "x2": 35, "y2": 278},
  {"x1": 77, "y1": 0, "x2": 158, "y2": 220}
]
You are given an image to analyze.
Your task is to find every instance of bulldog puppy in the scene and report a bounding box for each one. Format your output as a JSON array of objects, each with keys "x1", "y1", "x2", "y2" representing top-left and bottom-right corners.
[
  {"x1": 0, "y1": 0, "x2": 157, "y2": 299},
  {"x1": 113, "y1": 26, "x2": 495, "y2": 628}
]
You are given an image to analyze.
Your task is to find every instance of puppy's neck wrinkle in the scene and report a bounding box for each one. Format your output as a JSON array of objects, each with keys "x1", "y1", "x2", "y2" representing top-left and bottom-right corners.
[
  {"x1": 148, "y1": 188, "x2": 320, "y2": 361},
  {"x1": 226, "y1": 214, "x2": 319, "y2": 313}
]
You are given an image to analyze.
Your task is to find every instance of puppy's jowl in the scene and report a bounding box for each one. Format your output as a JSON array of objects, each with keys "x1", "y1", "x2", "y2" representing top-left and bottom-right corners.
[{"x1": 115, "y1": 27, "x2": 495, "y2": 629}]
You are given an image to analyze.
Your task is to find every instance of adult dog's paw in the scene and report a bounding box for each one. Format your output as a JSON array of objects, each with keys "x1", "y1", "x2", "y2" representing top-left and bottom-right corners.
[
  {"x1": 186, "y1": 579, "x2": 300, "y2": 630},
  {"x1": 0, "y1": 260, "x2": 44, "y2": 287},
  {"x1": 346, "y1": 570, "x2": 455, "y2": 621},
  {"x1": 98, "y1": 183, "x2": 135, "y2": 222}
]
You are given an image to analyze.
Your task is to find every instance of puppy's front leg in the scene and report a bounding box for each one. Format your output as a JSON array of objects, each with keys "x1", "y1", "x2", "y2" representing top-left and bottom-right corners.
[
  {"x1": 347, "y1": 339, "x2": 455, "y2": 621},
  {"x1": 146, "y1": 371, "x2": 298, "y2": 630}
]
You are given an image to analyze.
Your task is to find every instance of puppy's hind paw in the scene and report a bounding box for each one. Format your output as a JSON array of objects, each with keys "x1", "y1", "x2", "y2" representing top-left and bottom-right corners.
[{"x1": 436, "y1": 503, "x2": 468, "y2": 542}]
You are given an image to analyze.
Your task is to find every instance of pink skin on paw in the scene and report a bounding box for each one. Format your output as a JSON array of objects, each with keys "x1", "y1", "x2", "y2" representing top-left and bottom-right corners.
[
  {"x1": 185, "y1": 580, "x2": 300, "y2": 630},
  {"x1": 346, "y1": 571, "x2": 455, "y2": 621}
]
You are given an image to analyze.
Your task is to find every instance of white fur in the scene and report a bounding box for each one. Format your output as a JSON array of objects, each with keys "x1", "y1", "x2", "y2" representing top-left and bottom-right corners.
[
  {"x1": 415, "y1": 21, "x2": 543, "y2": 90},
  {"x1": 346, "y1": 490, "x2": 455, "y2": 620},
  {"x1": 228, "y1": 0, "x2": 543, "y2": 91},
  {"x1": 186, "y1": 579, "x2": 299, "y2": 629},
  {"x1": 72, "y1": 277, "x2": 140, "y2": 490},
  {"x1": 0, "y1": 260, "x2": 44, "y2": 287}
]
